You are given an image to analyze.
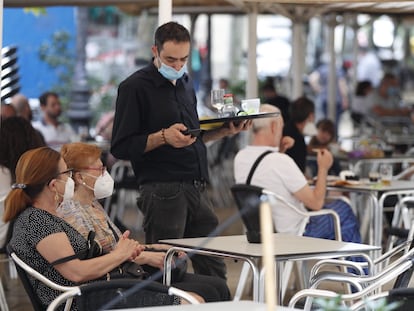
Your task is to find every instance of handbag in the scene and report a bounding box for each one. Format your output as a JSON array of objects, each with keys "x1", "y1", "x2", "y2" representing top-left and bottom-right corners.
[
  {"x1": 105, "y1": 261, "x2": 148, "y2": 281},
  {"x1": 52, "y1": 231, "x2": 148, "y2": 280},
  {"x1": 83, "y1": 231, "x2": 148, "y2": 281}
]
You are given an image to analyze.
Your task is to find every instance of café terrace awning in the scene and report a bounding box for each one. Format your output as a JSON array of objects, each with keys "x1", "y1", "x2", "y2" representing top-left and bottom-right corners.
[
  {"x1": 3, "y1": 0, "x2": 414, "y2": 16},
  {"x1": 3, "y1": 0, "x2": 414, "y2": 116}
]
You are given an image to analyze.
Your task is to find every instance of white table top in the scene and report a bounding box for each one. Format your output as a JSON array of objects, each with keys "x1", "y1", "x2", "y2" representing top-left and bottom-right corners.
[
  {"x1": 112, "y1": 300, "x2": 301, "y2": 311},
  {"x1": 329, "y1": 179, "x2": 414, "y2": 192},
  {"x1": 160, "y1": 233, "x2": 379, "y2": 261}
]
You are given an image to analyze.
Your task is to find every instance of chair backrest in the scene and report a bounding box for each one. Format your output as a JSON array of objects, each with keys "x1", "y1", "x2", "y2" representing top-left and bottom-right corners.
[
  {"x1": 6, "y1": 245, "x2": 46, "y2": 311},
  {"x1": 231, "y1": 184, "x2": 269, "y2": 243},
  {"x1": 7, "y1": 244, "x2": 74, "y2": 311},
  {"x1": 110, "y1": 160, "x2": 137, "y2": 190}
]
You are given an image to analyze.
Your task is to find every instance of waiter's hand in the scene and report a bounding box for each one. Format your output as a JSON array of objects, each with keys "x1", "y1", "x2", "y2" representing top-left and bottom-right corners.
[
  {"x1": 164, "y1": 123, "x2": 197, "y2": 148},
  {"x1": 220, "y1": 120, "x2": 252, "y2": 136}
]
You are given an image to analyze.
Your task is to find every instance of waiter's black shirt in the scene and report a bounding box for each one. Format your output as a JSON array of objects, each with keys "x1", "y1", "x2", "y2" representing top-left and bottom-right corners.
[{"x1": 111, "y1": 63, "x2": 208, "y2": 184}]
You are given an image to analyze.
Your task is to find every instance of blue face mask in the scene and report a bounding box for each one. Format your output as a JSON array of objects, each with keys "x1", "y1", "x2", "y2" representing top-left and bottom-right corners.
[{"x1": 158, "y1": 58, "x2": 187, "y2": 81}]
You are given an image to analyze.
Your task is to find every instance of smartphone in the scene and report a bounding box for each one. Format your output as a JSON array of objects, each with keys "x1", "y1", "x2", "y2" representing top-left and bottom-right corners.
[{"x1": 181, "y1": 128, "x2": 201, "y2": 137}]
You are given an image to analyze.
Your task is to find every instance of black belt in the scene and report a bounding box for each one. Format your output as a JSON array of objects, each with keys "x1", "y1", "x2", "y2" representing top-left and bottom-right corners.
[
  {"x1": 188, "y1": 179, "x2": 207, "y2": 191},
  {"x1": 140, "y1": 180, "x2": 207, "y2": 192}
]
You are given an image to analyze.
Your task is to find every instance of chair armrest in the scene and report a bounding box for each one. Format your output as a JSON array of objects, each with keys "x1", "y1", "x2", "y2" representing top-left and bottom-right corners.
[
  {"x1": 47, "y1": 288, "x2": 79, "y2": 311},
  {"x1": 309, "y1": 248, "x2": 414, "y2": 291},
  {"x1": 310, "y1": 258, "x2": 368, "y2": 278},
  {"x1": 309, "y1": 270, "x2": 365, "y2": 291},
  {"x1": 374, "y1": 239, "x2": 413, "y2": 266},
  {"x1": 288, "y1": 288, "x2": 340, "y2": 309},
  {"x1": 264, "y1": 190, "x2": 342, "y2": 240}
]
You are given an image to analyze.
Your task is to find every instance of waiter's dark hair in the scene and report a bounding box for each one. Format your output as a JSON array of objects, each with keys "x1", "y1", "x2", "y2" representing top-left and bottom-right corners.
[{"x1": 154, "y1": 21, "x2": 191, "y2": 52}]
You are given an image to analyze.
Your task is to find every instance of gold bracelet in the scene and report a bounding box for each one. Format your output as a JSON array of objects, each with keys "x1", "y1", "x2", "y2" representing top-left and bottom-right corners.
[{"x1": 161, "y1": 128, "x2": 167, "y2": 145}]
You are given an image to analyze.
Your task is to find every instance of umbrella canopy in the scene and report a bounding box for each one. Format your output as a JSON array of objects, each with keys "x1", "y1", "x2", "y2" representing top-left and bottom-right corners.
[
  {"x1": 4, "y1": 0, "x2": 414, "y2": 16},
  {"x1": 3, "y1": 0, "x2": 413, "y2": 112}
]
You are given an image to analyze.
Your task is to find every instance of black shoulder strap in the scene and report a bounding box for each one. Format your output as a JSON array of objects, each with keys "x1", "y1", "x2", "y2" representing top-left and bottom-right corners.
[
  {"x1": 50, "y1": 231, "x2": 97, "y2": 266},
  {"x1": 246, "y1": 150, "x2": 273, "y2": 185},
  {"x1": 50, "y1": 254, "x2": 79, "y2": 266}
]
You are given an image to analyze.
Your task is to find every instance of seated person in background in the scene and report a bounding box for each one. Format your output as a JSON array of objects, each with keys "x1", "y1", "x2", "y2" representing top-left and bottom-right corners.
[
  {"x1": 371, "y1": 73, "x2": 411, "y2": 117},
  {"x1": 11, "y1": 93, "x2": 33, "y2": 121},
  {"x1": 0, "y1": 117, "x2": 45, "y2": 249},
  {"x1": 283, "y1": 96, "x2": 316, "y2": 174},
  {"x1": 11, "y1": 94, "x2": 46, "y2": 144},
  {"x1": 261, "y1": 81, "x2": 290, "y2": 123},
  {"x1": 58, "y1": 142, "x2": 230, "y2": 303},
  {"x1": 351, "y1": 80, "x2": 373, "y2": 124},
  {"x1": 0, "y1": 102, "x2": 16, "y2": 120},
  {"x1": 32, "y1": 91, "x2": 75, "y2": 150},
  {"x1": 307, "y1": 118, "x2": 342, "y2": 176},
  {"x1": 234, "y1": 104, "x2": 361, "y2": 244}
]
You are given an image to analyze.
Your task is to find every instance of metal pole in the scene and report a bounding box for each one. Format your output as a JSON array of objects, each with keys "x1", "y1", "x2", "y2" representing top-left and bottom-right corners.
[
  {"x1": 158, "y1": 0, "x2": 172, "y2": 25},
  {"x1": 246, "y1": 4, "x2": 258, "y2": 99},
  {"x1": 67, "y1": 7, "x2": 91, "y2": 134}
]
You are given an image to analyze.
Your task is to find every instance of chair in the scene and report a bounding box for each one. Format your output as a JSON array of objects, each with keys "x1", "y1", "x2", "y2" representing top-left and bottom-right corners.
[
  {"x1": 230, "y1": 184, "x2": 343, "y2": 301},
  {"x1": 7, "y1": 245, "x2": 75, "y2": 311},
  {"x1": 386, "y1": 195, "x2": 414, "y2": 254},
  {"x1": 103, "y1": 160, "x2": 138, "y2": 222},
  {"x1": 292, "y1": 241, "x2": 414, "y2": 311},
  {"x1": 288, "y1": 251, "x2": 414, "y2": 311},
  {"x1": 308, "y1": 243, "x2": 414, "y2": 291},
  {"x1": 47, "y1": 278, "x2": 199, "y2": 311},
  {"x1": 8, "y1": 245, "x2": 198, "y2": 311}
]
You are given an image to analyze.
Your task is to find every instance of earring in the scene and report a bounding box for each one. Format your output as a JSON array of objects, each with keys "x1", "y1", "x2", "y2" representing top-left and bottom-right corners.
[{"x1": 54, "y1": 191, "x2": 59, "y2": 204}]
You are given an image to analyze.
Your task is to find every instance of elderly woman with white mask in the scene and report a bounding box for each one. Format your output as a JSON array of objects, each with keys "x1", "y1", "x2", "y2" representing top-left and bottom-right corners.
[{"x1": 58, "y1": 142, "x2": 231, "y2": 303}]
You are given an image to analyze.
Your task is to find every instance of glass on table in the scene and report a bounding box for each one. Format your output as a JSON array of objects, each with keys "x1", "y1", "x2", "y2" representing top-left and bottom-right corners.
[
  {"x1": 368, "y1": 171, "x2": 380, "y2": 183},
  {"x1": 210, "y1": 89, "x2": 225, "y2": 116},
  {"x1": 379, "y1": 164, "x2": 393, "y2": 185}
]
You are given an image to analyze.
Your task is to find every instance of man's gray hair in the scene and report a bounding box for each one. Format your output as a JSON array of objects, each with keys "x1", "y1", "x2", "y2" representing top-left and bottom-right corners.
[{"x1": 252, "y1": 104, "x2": 281, "y2": 132}]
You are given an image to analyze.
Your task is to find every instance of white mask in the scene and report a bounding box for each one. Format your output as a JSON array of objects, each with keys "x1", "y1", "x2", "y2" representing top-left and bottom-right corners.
[
  {"x1": 61, "y1": 177, "x2": 75, "y2": 201},
  {"x1": 303, "y1": 121, "x2": 318, "y2": 136},
  {"x1": 82, "y1": 170, "x2": 114, "y2": 200}
]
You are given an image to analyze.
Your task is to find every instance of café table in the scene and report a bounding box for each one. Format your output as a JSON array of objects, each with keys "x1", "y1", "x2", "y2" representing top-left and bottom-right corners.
[
  {"x1": 160, "y1": 234, "x2": 379, "y2": 304},
  {"x1": 350, "y1": 156, "x2": 414, "y2": 177},
  {"x1": 385, "y1": 134, "x2": 414, "y2": 149},
  {"x1": 112, "y1": 300, "x2": 302, "y2": 311},
  {"x1": 327, "y1": 180, "x2": 414, "y2": 251}
]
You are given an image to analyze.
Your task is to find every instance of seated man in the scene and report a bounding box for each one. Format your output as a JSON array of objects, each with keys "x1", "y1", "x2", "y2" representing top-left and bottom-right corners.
[{"x1": 234, "y1": 104, "x2": 361, "y2": 243}]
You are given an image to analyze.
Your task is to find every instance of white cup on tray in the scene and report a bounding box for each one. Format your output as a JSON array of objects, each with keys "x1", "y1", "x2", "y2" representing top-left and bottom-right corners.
[{"x1": 241, "y1": 98, "x2": 260, "y2": 115}]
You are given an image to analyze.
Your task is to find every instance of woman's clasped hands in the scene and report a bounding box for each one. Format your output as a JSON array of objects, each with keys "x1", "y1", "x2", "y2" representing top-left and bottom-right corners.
[{"x1": 113, "y1": 230, "x2": 145, "y2": 262}]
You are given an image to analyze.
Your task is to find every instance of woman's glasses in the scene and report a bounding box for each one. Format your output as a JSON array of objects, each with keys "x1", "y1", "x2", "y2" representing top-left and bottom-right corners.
[
  {"x1": 81, "y1": 166, "x2": 106, "y2": 176},
  {"x1": 48, "y1": 169, "x2": 73, "y2": 185},
  {"x1": 57, "y1": 169, "x2": 73, "y2": 178}
]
